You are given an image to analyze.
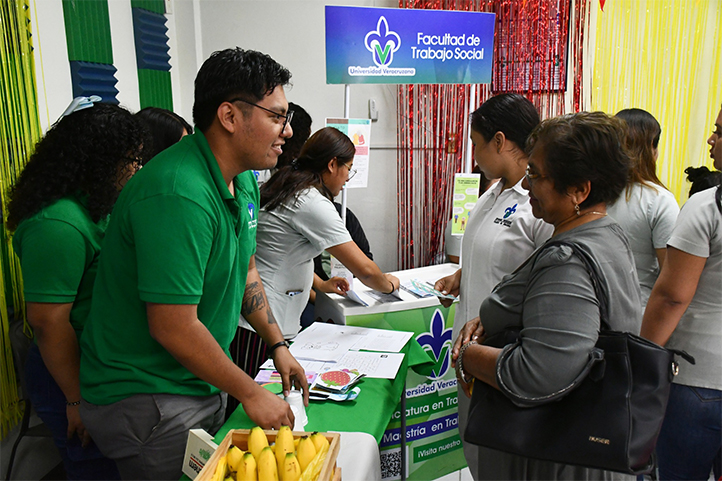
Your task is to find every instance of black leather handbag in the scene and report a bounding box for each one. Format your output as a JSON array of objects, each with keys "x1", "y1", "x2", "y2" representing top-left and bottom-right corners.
[{"x1": 464, "y1": 240, "x2": 694, "y2": 475}]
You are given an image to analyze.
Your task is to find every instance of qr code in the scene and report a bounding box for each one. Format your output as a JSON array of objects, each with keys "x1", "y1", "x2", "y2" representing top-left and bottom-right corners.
[{"x1": 380, "y1": 448, "x2": 402, "y2": 480}]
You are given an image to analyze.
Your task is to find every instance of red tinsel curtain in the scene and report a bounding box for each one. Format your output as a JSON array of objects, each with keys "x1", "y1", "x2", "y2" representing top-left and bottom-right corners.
[{"x1": 397, "y1": 0, "x2": 590, "y2": 269}]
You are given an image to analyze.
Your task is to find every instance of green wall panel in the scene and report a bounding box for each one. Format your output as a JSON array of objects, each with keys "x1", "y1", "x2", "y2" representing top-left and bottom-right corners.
[
  {"x1": 131, "y1": 0, "x2": 166, "y2": 15},
  {"x1": 62, "y1": 0, "x2": 113, "y2": 64},
  {"x1": 138, "y1": 68, "x2": 172, "y2": 110}
]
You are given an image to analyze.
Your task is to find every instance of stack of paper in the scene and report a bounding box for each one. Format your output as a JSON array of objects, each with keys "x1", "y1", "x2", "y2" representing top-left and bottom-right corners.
[{"x1": 258, "y1": 323, "x2": 411, "y2": 385}]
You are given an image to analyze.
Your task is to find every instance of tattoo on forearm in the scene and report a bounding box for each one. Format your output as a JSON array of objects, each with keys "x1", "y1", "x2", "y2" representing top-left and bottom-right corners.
[
  {"x1": 242, "y1": 281, "x2": 266, "y2": 317},
  {"x1": 266, "y1": 306, "x2": 277, "y2": 325}
]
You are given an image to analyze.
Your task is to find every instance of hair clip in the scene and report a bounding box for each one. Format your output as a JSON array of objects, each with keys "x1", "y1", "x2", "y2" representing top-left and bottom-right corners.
[{"x1": 59, "y1": 95, "x2": 103, "y2": 120}]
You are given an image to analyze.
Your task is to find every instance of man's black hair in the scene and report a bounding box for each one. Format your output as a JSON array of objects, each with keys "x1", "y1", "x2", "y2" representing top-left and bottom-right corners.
[{"x1": 193, "y1": 48, "x2": 291, "y2": 132}]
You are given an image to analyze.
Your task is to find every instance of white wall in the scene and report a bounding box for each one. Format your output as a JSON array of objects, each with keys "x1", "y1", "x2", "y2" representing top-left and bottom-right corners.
[
  {"x1": 32, "y1": 0, "x2": 400, "y2": 270},
  {"x1": 195, "y1": 0, "x2": 401, "y2": 271}
]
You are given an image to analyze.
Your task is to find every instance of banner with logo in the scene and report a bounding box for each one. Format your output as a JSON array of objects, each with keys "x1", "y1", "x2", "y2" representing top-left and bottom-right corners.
[
  {"x1": 347, "y1": 304, "x2": 465, "y2": 480},
  {"x1": 325, "y1": 6, "x2": 495, "y2": 85}
]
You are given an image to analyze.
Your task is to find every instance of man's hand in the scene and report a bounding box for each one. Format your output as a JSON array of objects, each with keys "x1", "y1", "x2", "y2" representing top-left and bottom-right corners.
[
  {"x1": 243, "y1": 385, "x2": 296, "y2": 430},
  {"x1": 272, "y1": 347, "x2": 310, "y2": 406},
  {"x1": 66, "y1": 405, "x2": 91, "y2": 447}
]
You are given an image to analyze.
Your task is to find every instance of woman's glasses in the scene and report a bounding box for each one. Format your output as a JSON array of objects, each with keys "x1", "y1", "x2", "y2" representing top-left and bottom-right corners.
[
  {"x1": 525, "y1": 165, "x2": 547, "y2": 184},
  {"x1": 343, "y1": 162, "x2": 357, "y2": 180}
]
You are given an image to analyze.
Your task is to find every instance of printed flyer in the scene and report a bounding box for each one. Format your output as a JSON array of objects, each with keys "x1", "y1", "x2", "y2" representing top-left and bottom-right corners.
[{"x1": 451, "y1": 173, "x2": 481, "y2": 236}]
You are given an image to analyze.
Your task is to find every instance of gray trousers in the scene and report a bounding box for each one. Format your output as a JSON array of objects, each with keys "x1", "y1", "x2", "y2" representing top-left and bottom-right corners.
[{"x1": 80, "y1": 393, "x2": 226, "y2": 481}]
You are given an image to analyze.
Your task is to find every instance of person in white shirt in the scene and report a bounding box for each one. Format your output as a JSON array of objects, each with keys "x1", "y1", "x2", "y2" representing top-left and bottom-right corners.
[
  {"x1": 434, "y1": 94, "x2": 553, "y2": 477},
  {"x1": 641, "y1": 103, "x2": 722, "y2": 480},
  {"x1": 237, "y1": 127, "x2": 400, "y2": 378},
  {"x1": 607, "y1": 108, "x2": 679, "y2": 308}
]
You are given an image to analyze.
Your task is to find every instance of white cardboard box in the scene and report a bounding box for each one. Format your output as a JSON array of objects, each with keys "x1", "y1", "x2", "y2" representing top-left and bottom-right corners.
[{"x1": 182, "y1": 429, "x2": 218, "y2": 479}]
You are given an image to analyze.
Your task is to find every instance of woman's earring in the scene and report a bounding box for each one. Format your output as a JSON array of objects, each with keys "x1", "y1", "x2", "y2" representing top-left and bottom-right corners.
[{"x1": 574, "y1": 203, "x2": 581, "y2": 216}]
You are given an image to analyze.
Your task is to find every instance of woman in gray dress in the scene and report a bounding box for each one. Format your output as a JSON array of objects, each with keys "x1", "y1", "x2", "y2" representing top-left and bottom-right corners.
[{"x1": 452, "y1": 112, "x2": 641, "y2": 480}]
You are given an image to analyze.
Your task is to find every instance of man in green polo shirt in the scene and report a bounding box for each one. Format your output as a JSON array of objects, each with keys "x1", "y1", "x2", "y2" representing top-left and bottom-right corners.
[{"x1": 79, "y1": 48, "x2": 308, "y2": 480}]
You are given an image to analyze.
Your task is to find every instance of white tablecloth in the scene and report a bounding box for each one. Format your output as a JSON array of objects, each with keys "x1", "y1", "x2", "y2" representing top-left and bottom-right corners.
[{"x1": 334, "y1": 431, "x2": 381, "y2": 481}]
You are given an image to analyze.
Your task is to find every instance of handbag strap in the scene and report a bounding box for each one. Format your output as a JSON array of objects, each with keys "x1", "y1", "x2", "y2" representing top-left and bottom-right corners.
[
  {"x1": 540, "y1": 239, "x2": 695, "y2": 366},
  {"x1": 537, "y1": 239, "x2": 613, "y2": 331}
]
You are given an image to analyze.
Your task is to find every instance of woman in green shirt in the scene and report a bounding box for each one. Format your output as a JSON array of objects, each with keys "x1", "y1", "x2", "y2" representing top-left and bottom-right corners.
[{"x1": 7, "y1": 99, "x2": 148, "y2": 480}]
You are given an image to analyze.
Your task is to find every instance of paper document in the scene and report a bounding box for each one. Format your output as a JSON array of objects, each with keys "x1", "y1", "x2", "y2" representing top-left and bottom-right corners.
[
  {"x1": 410, "y1": 278, "x2": 457, "y2": 300},
  {"x1": 289, "y1": 323, "x2": 370, "y2": 361},
  {"x1": 335, "y1": 351, "x2": 405, "y2": 379},
  {"x1": 400, "y1": 280, "x2": 434, "y2": 298},
  {"x1": 365, "y1": 289, "x2": 403, "y2": 303},
  {"x1": 350, "y1": 328, "x2": 413, "y2": 353},
  {"x1": 259, "y1": 358, "x2": 331, "y2": 372},
  {"x1": 345, "y1": 289, "x2": 369, "y2": 306}
]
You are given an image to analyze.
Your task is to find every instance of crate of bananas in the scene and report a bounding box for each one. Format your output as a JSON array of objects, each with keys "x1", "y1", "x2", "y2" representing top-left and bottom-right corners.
[{"x1": 197, "y1": 426, "x2": 341, "y2": 481}]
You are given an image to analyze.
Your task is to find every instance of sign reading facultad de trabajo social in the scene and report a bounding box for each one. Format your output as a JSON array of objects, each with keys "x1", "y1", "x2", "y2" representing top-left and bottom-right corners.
[{"x1": 325, "y1": 6, "x2": 495, "y2": 85}]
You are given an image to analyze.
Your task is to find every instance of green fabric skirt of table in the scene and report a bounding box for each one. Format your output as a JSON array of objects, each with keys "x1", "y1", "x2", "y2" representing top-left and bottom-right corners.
[{"x1": 215, "y1": 339, "x2": 434, "y2": 445}]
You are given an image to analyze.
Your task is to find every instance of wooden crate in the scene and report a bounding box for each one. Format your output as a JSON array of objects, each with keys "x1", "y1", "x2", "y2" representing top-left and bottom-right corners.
[{"x1": 196, "y1": 429, "x2": 341, "y2": 481}]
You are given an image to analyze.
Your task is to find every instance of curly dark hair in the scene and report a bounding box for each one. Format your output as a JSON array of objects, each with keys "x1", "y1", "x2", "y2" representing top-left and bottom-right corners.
[
  {"x1": 7, "y1": 103, "x2": 149, "y2": 231},
  {"x1": 526, "y1": 111, "x2": 631, "y2": 208},
  {"x1": 193, "y1": 48, "x2": 292, "y2": 132},
  {"x1": 685, "y1": 165, "x2": 722, "y2": 197},
  {"x1": 261, "y1": 127, "x2": 354, "y2": 212}
]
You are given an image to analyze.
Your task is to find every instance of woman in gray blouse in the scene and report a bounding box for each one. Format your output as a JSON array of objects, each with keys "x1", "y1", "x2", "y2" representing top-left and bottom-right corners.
[{"x1": 453, "y1": 112, "x2": 641, "y2": 480}]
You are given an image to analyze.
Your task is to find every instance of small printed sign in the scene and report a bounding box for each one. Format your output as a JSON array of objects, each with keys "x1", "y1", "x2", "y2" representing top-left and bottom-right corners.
[{"x1": 451, "y1": 173, "x2": 481, "y2": 235}]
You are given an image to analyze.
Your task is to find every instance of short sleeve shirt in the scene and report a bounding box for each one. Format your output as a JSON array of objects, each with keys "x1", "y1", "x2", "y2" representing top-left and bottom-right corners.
[
  {"x1": 457, "y1": 178, "x2": 553, "y2": 338},
  {"x1": 607, "y1": 182, "x2": 679, "y2": 306},
  {"x1": 80, "y1": 131, "x2": 259, "y2": 404},
  {"x1": 240, "y1": 188, "x2": 352, "y2": 338},
  {"x1": 12, "y1": 196, "x2": 108, "y2": 339},
  {"x1": 664, "y1": 188, "x2": 722, "y2": 390}
]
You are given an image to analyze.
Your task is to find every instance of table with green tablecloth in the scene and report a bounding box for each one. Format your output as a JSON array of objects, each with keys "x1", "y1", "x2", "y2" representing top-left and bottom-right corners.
[
  {"x1": 180, "y1": 338, "x2": 432, "y2": 481},
  {"x1": 216, "y1": 338, "x2": 433, "y2": 443}
]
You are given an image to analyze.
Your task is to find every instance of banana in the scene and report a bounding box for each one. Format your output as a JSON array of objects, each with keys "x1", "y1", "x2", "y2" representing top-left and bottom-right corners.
[
  {"x1": 299, "y1": 443, "x2": 329, "y2": 481},
  {"x1": 281, "y1": 452, "x2": 302, "y2": 481},
  {"x1": 237, "y1": 452, "x2": 258, "y2": 481},
  {"x1": 211, "y1": 454, "x2": 227, "y2": 481},
  {"x1": 274, "y1": 425, "x2": 295, "y2": 471},
  {"x1": 295, "y1": 436, "x2": 317, "y2": 472},
  {"x1": 309, "y1": 432, "x2": 329, "y2": 453},
  {"x1": 248, "y1": 426, "x2": 269, "y2": 460},
  {"x1": 257, "y1": 446, "x2": 279, "y2": 481},
  {"x1": 227, "y1": 445, "x2": 245, "y2": 473}
]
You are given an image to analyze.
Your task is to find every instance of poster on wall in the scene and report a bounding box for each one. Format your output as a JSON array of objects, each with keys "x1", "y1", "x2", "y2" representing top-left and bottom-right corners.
[
  {"x1": 451, "y1": 173, "x2": 481, "y2": 236},
  {"x1": 326, "y1": 118, "x2": 371, "y2": 189},
  {"x1": 325, "y1": 6, "x2": 495, "y2": 85}
]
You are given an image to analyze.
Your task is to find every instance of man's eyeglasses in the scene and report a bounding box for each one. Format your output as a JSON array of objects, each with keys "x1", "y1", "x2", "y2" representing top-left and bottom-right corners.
[
  {"x1": 229, "y1": 98, "x2": 294, "y2": 133},
  {"x1": 525, "y1": 165, "x2": 546, "y2": 184},
  {"x1": 343, "y1": 162, "x2": 357, "y2": 180}
]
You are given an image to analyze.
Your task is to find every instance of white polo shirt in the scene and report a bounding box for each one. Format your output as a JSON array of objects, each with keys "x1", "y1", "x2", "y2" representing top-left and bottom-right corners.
[
  {"x1": 240, "y1": 188, "x2": 352, "y2": 338},
  {"x1": 607, "y1": 182, "x2": 679, "y2": 307},
  {"x1": 455, "y1": 178, "x2": 553, "y2": 338},
  {"x1": 664, "y1": 187, "x2": 722, "y2": 390}
]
